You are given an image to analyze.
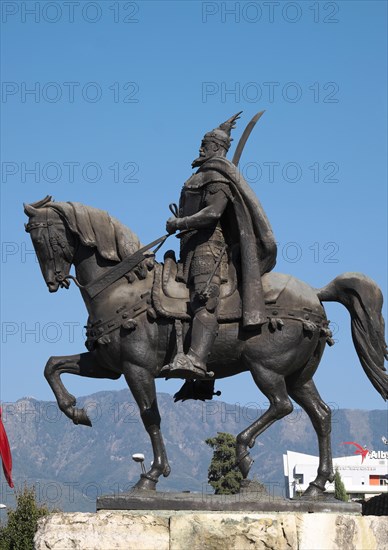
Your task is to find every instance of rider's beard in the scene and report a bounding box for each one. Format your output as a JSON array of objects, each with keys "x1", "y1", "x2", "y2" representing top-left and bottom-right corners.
[{"x1": 191, "y1": 155, "x2": 207, "y2": 169}]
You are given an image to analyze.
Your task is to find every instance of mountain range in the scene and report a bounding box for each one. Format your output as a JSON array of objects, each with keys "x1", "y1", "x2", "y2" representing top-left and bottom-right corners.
[{"x1": 1, "y1": 390, "x2": 386, "y2": 512}]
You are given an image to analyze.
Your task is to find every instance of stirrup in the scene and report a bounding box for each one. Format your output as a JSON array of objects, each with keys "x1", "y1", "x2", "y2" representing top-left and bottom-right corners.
[{"x1": 161, "y1": 353, "x2": 214, "y2": 380}]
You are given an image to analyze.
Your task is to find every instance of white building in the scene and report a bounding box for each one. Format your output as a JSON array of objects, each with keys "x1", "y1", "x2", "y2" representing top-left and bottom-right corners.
[{"x1": 283, "y1": 449, "x2": 388, "y2": 500}]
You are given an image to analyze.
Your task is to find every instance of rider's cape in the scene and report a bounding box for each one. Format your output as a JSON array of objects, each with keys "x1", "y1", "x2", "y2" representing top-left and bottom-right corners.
[{"x1": 198, "y1": 157, "x2": 277, "y2": 328}]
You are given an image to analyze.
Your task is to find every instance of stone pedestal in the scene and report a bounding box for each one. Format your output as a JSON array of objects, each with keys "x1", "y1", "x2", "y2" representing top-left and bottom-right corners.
[{"x1": 34, "y1": 511, "x2": 388, "y2": 550}]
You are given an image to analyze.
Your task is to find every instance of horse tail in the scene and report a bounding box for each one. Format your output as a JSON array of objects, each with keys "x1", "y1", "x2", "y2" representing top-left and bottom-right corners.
[{"x1": 317, "y1": 272, "x2": 388, "y2": 400}]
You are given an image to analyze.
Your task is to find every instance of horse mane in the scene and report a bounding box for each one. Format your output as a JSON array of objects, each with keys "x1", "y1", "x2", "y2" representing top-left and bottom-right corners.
[{"x1": 28, "y1": 196, "x2": 141, "y2": 262}]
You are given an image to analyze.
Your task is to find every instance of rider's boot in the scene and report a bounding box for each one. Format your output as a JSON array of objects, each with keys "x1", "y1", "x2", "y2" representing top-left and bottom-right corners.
[
  {"x1": 186, "y1": 308, "x2": 218, "y2": 375},
  {"x1": 163, "y1": 309, "x2": 218, "y2": 379}
]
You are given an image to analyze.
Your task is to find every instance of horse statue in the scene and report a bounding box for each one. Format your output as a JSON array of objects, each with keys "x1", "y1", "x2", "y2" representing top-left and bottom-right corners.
[{"x1": 24, "y1": 195, "x2": 387, "y2": 496}]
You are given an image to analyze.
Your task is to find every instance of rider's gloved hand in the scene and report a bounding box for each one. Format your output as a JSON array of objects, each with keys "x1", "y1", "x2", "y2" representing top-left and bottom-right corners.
[{"x1": 166, "y1": 216, "x2": 178, "y2": 234}]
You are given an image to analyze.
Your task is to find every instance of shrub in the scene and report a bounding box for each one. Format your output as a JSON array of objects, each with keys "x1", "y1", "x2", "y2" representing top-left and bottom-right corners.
[
  {"x1": 0, "y1": 485, "x2": 50, "y2": 550},
  {"x1": 205, "y1": 432, "x2": 243, "y2": 495},
  {"x1": 334, "y1": 469, "x2": 348, "y2": 502}
]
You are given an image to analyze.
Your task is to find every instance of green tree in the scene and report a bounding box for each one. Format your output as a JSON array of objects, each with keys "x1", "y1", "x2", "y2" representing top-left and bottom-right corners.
[
  {"x1": 334, "y1": 469, "x2": 348, "y2": 502},
  {"x1": 0, "y1": 485, "x2": 50, "y2": 550},
  {"x1": 205, "y1": 432, "x2": 243, "y2": 495}
]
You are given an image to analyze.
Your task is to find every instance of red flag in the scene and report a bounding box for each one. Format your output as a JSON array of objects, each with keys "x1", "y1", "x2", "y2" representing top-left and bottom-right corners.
[{"x1": 0, "y1": 406, "x2": 14, "y2": 488}]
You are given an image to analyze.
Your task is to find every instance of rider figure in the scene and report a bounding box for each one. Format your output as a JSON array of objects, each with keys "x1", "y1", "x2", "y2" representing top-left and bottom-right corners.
[{"x1": 165, "y1": 112, "x2": 277, "y2": 379}]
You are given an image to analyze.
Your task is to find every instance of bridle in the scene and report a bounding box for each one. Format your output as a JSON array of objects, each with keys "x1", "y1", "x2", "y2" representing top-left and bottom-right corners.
[{"x1": 25, "y1": 208, "x2": 82, "y2": 289}]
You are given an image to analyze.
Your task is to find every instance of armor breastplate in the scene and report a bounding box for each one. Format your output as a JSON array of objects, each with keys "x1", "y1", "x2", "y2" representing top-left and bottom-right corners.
[
  {"x1": 179, "y1": 173, "x2": 206, "y2": 217},
  {"x1": 177, "y1": 167, "x2": 230, "y2": 284}
]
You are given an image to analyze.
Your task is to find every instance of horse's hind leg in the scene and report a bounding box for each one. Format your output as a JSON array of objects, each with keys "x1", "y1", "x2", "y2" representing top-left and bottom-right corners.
[
  {"x1": 44, "y1": 352, "x2": 121, "y2": 426},
  {"x1": 287, "y1": 379, "x2": 334, "y2": 497},
  {"x1": 236, "y1": 366, "x2": 293, "y2": 478},
  {"x1": 123, "y1": 362, "x2": 170, "y2": 491}
]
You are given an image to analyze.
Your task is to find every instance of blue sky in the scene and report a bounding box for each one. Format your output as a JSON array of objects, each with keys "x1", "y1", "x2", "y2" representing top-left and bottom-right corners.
[{"x1": 1, "y1": 1, "x2": 387, "y2": 412}]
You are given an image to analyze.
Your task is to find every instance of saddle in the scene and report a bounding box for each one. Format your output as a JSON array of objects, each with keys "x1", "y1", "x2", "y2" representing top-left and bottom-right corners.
[
  {"x1": 85, "y1": 252, "x2": 330, "y2": 352},
  {"x1": 151, "y1": 251, "x2": 291, "y2": 322}
]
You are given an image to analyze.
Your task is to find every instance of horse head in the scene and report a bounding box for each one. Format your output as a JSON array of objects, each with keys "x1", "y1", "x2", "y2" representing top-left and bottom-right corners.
[
  {"x1": 25, "y1": 196, "x2": 143, "y2": 293},
  {"x1": 24, "y1": 196, "x2": 76, "y2": 292}
]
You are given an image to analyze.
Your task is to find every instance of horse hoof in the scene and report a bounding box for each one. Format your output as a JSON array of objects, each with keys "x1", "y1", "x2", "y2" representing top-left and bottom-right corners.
[
  {"x1": 73, "y1": 408, "x2": 92, "y2": 427},
  {"x1": 134, "y1": 475, "x2": 157, "y2": 491},
  {"x1": 237, "y1": 452, "x2": 254, "y2": 478},
  {"x1": 301, "y1": 483, "x2": 324, "y2": 499}
]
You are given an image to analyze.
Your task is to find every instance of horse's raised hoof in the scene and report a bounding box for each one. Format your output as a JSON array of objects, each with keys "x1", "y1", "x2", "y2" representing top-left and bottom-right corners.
[
  {"x1": 133, "y1": 474, "x2": 158, "y2": 491},
  {"x1": 72, "y1": 407, "x2": 92, "y2": 427},
  {"x1": 163, "y1": 464, "x2": 171, "y2": 477}
]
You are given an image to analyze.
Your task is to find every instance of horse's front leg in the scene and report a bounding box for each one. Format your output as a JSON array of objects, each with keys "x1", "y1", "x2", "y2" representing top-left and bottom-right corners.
[
  {"x1": 123, "y1": 362, "x2": 171, "y2": 490},
  {"x1": 44, "y1": 352, "x2": 121, "y2": 426}
]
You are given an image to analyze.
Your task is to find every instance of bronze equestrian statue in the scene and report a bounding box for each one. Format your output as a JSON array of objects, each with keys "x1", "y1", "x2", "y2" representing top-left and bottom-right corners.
[{"x1": 24, "y1": 113, "x2": 387, "y2": 497}]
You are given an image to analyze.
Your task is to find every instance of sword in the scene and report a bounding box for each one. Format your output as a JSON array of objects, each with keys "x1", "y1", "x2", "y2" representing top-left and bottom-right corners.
[
  {"x1": 199, "y1": 244, "x2": 227, "y2": 301},
  {"x1": 85, "y1": 233, "x2": 169, "y2": 299},
  {"x1": 232, "y1": 110, "x2": 265, "y2": 166}
]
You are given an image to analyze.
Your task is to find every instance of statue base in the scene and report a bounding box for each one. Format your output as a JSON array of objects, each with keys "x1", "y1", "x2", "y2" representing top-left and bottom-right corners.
[{"x1": 96, "y1": 487, "x2": 362, "y2": 514}]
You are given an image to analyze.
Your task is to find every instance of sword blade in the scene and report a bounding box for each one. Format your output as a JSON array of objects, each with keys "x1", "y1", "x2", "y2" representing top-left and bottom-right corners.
[
  {"x1": 232, "y1": 110, "x2": 265, "y2": 166},
  {"x1": 86, "y1": 234, "x2": 169, "y2": 299}
]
